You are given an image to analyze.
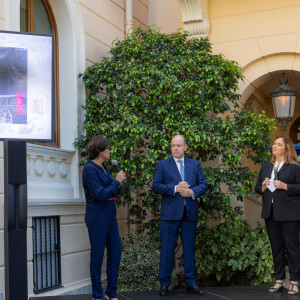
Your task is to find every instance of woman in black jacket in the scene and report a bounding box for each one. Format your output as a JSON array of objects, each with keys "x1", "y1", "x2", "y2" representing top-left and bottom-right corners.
[{"x1": 255, "y1": 136, "x2": 300, "y2": 295}]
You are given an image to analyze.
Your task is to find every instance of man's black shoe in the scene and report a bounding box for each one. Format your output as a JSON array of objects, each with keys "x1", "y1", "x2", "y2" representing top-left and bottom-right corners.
[
  {"x1": 159, "y1": 285, "x2": 169, "y2": 296},
  {"x1": 186, "y1": 285, "x2": 204, "y2": 295}
]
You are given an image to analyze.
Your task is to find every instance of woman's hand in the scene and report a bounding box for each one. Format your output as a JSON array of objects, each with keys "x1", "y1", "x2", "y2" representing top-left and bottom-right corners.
[
  {"x1": 274, "y1": 180, "x2": 288, "y2": 190},
  {"x1": 262, "y1": 177, "x2": 270, "y2": 193},
  {"x1": 116, "y1": 170, "x2": 126, "y2": 184}
]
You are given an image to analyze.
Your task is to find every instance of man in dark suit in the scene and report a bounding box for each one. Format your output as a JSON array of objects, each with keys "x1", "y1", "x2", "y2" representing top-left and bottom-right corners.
[{"x1": 152, "y1": 135, "x2": 208, "y2": 296}]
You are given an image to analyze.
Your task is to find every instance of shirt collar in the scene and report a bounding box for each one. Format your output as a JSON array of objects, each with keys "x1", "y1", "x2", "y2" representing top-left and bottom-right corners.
[
  {"x1": 173, "y1": 156, "x2": 184, "y2": 163},
  {"x1": 275, "y1": 161, "x2": 284, "y2": 170}
]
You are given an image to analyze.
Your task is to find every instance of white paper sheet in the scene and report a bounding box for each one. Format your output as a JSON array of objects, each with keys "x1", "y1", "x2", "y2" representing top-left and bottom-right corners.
[{"x1": 267, "y1": 178, "x2": 276, "y2": 192}]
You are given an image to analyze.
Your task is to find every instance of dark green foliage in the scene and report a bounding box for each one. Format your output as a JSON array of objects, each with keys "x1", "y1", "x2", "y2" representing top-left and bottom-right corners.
[
  {"x1": 75, "y1": 27, "x2": 275, "y2": 229},
  {"x1": 118, "y1": 232, "x2": 178, "y2": 291},
  {"x1": 195, "y1": 220, "x2": 274, "y2": 285}
]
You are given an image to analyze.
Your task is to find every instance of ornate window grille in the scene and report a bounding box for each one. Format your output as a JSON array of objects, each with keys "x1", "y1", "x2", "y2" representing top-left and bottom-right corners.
[{"x1": 32, "y1": 216, "x2": 61, "y2": 293}]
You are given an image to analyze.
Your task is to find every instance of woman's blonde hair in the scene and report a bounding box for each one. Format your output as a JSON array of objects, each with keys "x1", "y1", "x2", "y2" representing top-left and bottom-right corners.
[{"x1": 271, "y1": 136, "x2": 300, "y2": 165}]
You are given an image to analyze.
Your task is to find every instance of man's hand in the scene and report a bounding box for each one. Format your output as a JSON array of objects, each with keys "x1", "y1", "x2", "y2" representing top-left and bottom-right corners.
[
  {"x1": 177, "y1": 181, "x2": 190, "y2": 190},
  {"x1": 177, "y1": 181, "x2": 193, "y2": 197},
  {"x1": 178, "y1": 188, "x2": 193, "y2": 197}
]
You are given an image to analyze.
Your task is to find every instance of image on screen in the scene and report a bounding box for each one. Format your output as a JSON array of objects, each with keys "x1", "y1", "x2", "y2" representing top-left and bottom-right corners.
[
  {"x1": 0, "y1": 31, "x2": 53, "y2": 141},
  {"x1": 0, "y1": 47, "x2": 28, "y2": 125}
]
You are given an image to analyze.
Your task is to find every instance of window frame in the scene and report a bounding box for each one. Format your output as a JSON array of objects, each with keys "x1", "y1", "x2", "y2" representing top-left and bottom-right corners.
[
  {"x1": 289, "y1": 116, "x2": 300, "y2": 144},
  {"x1": 24, "y1": 0, "x2": 60, "y2": 147}
]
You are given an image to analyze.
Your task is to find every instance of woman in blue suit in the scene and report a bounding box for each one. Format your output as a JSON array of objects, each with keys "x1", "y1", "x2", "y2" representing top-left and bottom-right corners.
[{"x1": 82, "y1": 136, "x2": 126, "y2": 300}]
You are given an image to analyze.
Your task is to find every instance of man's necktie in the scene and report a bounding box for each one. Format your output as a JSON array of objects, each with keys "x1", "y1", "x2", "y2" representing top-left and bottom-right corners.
[{"x1": 178, "y1": 160, "x2": 184, "y2": 181}]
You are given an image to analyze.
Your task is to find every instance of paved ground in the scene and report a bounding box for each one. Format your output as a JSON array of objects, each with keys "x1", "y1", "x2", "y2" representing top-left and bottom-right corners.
[{"x1": 31, "y1": 285, "x2": 300, "y2": 300}]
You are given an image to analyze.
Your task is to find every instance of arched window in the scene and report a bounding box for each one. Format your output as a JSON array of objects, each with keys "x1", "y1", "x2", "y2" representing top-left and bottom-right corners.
[
  {"x1": 289, "y1": 117, "x2": 300, "y2": 144},
  {"x1": 20, "y1": 0, "x2": 60, "y2": 147}
]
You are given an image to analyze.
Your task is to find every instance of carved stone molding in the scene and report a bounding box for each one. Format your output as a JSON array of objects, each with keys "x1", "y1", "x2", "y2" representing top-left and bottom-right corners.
[
  {"x1": 34, "y1": 156, "x2": 44, "y2": 176},
  {"x1": 179, "y1": 0, "x2": 203, "y2": 23},
  {"x1": 48, "y1": 159, "x2": 56, "y2": 177},
  {"x1": 60, "y1": 160, "x2": 69, "y2": 178},
  {"x1": 178, "y1": 0, "x2": 210, "y2": 38},
  {"x1": 27, "y1": 144, "x2": 76, "y2": 200}
]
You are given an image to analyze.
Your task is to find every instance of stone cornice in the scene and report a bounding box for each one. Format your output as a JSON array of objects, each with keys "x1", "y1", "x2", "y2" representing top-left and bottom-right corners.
[{"x1": 28, "y1": 198, "x2": 86, "y2": 217}]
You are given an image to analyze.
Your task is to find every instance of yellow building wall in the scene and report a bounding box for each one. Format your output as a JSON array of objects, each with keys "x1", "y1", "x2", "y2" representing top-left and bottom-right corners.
[
  {"x1": 78, "y1": 0, "x2": 149, "y2": 237},
  {"x1": 80, "y1": 0, "x2": 149, "y2": 68},
  {"x1": 210, "y1": 0, "x2": 300, "y2": 68},
  {"x1": 149, "y1": 0, "x2": 181, "y2": 34},
  {"x1": 2, "y1": 0, "x2": 300, "y2": 296},
  {"x1": 0, "y1": 0, "x2": 149, "y2": 297},
  {"x1": 207, "y1": 0, "x2": 300, "y2": 227}
]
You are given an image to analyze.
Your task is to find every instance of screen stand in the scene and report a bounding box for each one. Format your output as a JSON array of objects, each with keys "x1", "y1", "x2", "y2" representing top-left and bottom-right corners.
[{"x1": 4, "y1": 140, "x2": 28, "y2": 300}]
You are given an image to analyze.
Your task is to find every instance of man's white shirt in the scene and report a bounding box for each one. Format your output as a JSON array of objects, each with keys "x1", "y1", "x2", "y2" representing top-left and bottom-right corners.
[{"x1": 173, "y1": 156, "x2": 195, "y2": 200}]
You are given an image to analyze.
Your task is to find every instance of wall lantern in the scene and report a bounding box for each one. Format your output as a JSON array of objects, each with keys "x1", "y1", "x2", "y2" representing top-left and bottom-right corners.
[{"x1": 270, "y1": 73, "x2": 298, "y2": 131}]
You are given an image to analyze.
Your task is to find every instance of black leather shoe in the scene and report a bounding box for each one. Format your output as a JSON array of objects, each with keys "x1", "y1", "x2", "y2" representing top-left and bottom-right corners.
[
  {"x1": 159, "y1": 285, "x2": 169, "y2": 296},
  {"x1": 186, "y1": 285, "x2": 204, "y2": 295}
]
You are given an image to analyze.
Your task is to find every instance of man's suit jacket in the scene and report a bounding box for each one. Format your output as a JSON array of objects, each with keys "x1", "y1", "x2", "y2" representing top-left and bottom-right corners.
[
  {"x1": 152, "y1": 156, "x2": 208, "y2": 221},
  {"x1": 255, "y1": 161, "x2": 300, "y2": 221}
]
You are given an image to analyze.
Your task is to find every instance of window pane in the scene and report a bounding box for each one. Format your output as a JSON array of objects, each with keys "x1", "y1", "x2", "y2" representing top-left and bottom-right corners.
[
  {"x1": 20, "y1": 0, "x2": 28, "y2": 32},
  {"x1": 33, "y1": 0, "x2": 52, "y2": 34}
]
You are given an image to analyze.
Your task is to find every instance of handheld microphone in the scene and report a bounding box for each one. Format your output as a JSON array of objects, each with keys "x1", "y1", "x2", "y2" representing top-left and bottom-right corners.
[
  {"x1": 112, "y1": 160, "x2": 120, "y2": 173},
  {"x1": 273, "y1": 166, "x2": 278, "y2": 180}
]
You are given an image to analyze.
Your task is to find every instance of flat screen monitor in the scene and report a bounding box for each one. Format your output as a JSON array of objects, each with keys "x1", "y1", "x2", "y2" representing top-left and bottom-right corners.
[{"x1": 0, "y1": 30, "x2": 54, "y2": 141}]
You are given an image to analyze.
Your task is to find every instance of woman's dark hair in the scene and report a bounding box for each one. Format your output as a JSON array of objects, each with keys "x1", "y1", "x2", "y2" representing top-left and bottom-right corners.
[{"x1": 87, "y1": 136, "x2": 112, "y2": 160}]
